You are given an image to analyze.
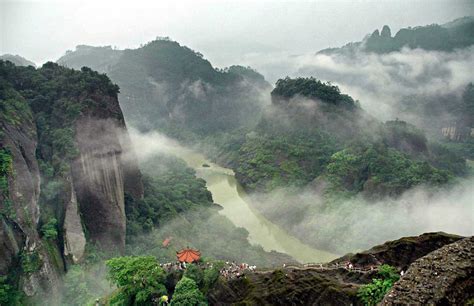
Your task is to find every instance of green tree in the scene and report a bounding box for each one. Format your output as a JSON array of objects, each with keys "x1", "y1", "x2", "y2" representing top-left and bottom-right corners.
[
  {"x1": 357, "y1": 264, "x2": 400, "y2": 305},
  {"x1": 0, "y1": 276, "x2": 22, "y2": 305},
  {"x1": 171, "y1": 277, "x2": 207, "y2": 306},
  {"x1": 106, "y1": 256, "x2": 167, "y2": 305},
  {"x1": 183, "y1": 264, "x2": 204, "y2": 288}
]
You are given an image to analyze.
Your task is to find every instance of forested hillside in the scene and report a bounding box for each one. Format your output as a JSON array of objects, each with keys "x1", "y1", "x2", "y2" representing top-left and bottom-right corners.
[
  {"x1": 208, "y1": 77, "x2": 466, "y2": 197},
  {"x1": 58, "y1": 38, "x2": 270, "y2": 135}
]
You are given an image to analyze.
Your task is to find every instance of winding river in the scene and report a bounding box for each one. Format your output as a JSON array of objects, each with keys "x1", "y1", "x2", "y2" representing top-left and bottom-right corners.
[{"x1": 162, "y1": 143, "x2": 338, "y2": 263}]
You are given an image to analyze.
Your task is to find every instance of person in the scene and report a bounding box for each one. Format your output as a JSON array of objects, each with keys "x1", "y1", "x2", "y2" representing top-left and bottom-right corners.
[
  {"x1": 348, "y1": 263, "x2": 353, "y2": 269},
  {"x1": 400, "y1": 270, "x2": 404, "y2": 276},
  {"x1": 160, "y1": 295, "x2": 169, "y2": 305}
]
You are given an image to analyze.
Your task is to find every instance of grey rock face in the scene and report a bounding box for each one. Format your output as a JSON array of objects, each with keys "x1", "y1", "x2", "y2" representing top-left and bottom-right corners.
[
  {"x1": 71, "y1": 117, "x2": 127, "y2": 252},
  {"x1": 63, "y1": 179, "x2": 86, "y2": 263},
  {"x1": 382, "y1": 236, "x2": 474, "y2": 305}
]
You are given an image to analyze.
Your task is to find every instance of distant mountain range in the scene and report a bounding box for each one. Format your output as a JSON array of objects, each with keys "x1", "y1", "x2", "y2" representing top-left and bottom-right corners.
[
  {"x1": 0, "y1": 54, "x2": 36, "y2": 67},
  {"x1": 319, "y1": 16, "x2": 474, "y2": 54}
]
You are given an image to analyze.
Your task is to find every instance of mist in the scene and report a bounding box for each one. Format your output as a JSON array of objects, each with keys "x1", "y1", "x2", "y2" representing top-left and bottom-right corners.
[
  {"x1": 248, "y1": 178, "x2": 474, "y2": 255},
  {"x1": 265, "y1": 46, "x2": 474, "y2": 123}
]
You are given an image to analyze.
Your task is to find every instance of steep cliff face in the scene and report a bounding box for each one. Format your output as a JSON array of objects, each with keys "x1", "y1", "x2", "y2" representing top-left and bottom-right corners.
[
  {"x1": 71, "y1": 117, "x2": 127, "y2": 252},
  {"x1": 0, "y1": 60, "x2": 143, "y2": 299},
  {"x1": 0, "y1": 81, "x2": 62, "y2": 299}
]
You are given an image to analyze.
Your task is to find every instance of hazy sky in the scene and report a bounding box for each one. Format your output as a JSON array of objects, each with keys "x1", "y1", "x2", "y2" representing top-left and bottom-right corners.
[{"x1": 1, "y1": 0, "x2": 473, "y2": 68}]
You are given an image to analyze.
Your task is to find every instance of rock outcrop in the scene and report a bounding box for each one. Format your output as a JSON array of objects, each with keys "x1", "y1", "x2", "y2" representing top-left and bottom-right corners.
[
  {"x1": 208, "y1": 268, "x2": 358, "y2": 305},
  {"x1": 382, "y1": 236, "x2": 473, "y2": 305},
  {"x1": 207, "y1": 232, "x2": 469, "y2": 305},
  {"x1": 63, "y1": 180, "x2": 86, "y2": 263},
  {"x1": 71, "y1": 117, "x2": 128, "y2": 252},
  {"x1": 333, "y1": 232, "x2": 463, "y2": 271}
]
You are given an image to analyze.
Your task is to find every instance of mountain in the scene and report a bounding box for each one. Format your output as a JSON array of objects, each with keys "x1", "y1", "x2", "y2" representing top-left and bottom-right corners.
[
  {"x1": 0, "y1": 54, "x2": 36, "y2": 67},
  {"x1": 319, "y1": 16, "x2": 474, "y2": 55},
  {"x1": 213, "y1": 77, "x2": 465, "y2": 196},
  {"x1": 0, "y1": 60, "x2": 143, "y2": 301},
  {"x1": 58, "y1": 38, "x2": 271, "y2": 135}
]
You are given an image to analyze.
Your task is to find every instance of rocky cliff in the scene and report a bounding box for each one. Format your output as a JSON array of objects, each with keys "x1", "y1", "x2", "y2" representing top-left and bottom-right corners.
[
  {"x1": 382, "y1": 236, "x2": 473, "y2": 305},
  {"x1": 0, "y1": 60, "x2": 143, "y2": 300}
]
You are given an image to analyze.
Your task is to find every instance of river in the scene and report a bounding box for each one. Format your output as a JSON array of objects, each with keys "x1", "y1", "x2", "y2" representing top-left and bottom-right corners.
[{"x1": 161, "y1": 143, "x2": 338, "y2": 263}]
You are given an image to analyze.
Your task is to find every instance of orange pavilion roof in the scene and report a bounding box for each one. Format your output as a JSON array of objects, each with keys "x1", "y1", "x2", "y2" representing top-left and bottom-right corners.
[{"x1": 176, "y1": 248, "x2": 201, "y2": 263}]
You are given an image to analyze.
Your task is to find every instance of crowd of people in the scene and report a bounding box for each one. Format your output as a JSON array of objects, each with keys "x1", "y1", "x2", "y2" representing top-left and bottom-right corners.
[
  {"x1": 219, "y1": 261, "x2": 257, "y2": 279},
  {"x1": 159, "y1": 260, "x2": 258, "y2": 280},
  {"x1": 160, "y1": 261, "x2": 188, "y2": 272}
]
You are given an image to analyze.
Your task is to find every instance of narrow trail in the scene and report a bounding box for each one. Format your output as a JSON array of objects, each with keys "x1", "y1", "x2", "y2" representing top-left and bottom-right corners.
[{"x1": 284, "y1": 263, "x2": 377, "y2": 274}]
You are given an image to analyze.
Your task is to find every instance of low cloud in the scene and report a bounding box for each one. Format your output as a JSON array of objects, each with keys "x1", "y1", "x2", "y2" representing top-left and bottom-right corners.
[
  {"x1": 239, "y1": 46, "x2": 474, "y2": 127},
  {"x1": 249, "y1": 178, "x2": 474, "y2": 255}
]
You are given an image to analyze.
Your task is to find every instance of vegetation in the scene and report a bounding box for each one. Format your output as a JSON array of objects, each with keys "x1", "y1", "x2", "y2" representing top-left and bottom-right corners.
[
  {"x1": 325, "y1": 145, "x2": 451, "y2": 197},
  {"x1": 125, "y1": 154, "x2": 213, "y2": 237},
  {"x1": 20, "y1": 250, "x2": 42, "y2": 274},
  {"x1": 40, "y1": 218, "x2": 59, "y2": 240},
  {"x1": 0, "y1": 275, "x2": 23, "y2": 306},
  {"x1": 106, "y1": 256, "x2": 167, "y2": 305},
  {"x1": 272, "y1": 77, "x2": 357, "y2": 108},
  {"x1": 0, "y1": 148, "x2": 13, "y2": 217},
  {"x1": 357, "y1": 264, "x2": 400, "y2": 305},
  {"x1": 235, "y1": 132, "x2": 339, "y2": 191},
  {"x1": 171, "y1": 276, "x2": 207, "y2": 306},
  {"x1": 63, "y1": 264, "x2": 107, "y2": 306}
]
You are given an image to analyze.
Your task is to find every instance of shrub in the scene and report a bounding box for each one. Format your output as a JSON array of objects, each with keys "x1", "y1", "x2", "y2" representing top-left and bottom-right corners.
[
  {"x1": 357, "y1": 264, "x2": 400, "y2": 305},
  {"x1": 41, "y1": 218, "x2": 58, "y2": 240},
  {"x1": 0, "y1": 276, "x2": 23, "y2": 305},
  {"x1": 171, "y1": 276, "x2": 207, "y2": 306}
]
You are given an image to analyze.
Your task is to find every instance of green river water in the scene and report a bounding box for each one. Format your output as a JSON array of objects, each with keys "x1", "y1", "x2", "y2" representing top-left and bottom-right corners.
[{"x1": 163, "y1": 143, "x2": 338, "y2": 263}]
